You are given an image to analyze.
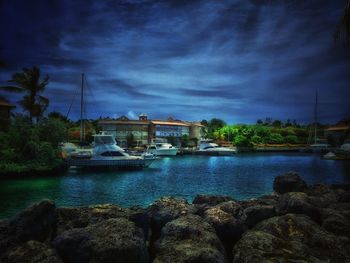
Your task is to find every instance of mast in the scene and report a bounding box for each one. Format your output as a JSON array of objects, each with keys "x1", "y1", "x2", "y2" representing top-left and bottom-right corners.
[
  {"x1": 314, "y1": 90, "x2": 318, "y2": 144},
  {"x1": 80, "y1": 73, "x2": 85, "y2": 145}
]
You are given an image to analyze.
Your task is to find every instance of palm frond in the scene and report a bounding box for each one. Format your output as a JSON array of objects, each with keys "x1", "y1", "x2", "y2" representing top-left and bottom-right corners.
[{"x1": 0, "y1": 85, "x2": 24, "y2": 93}]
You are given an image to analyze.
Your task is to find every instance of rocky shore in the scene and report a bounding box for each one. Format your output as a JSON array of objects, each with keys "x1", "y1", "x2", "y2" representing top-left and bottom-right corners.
[{"x1": 1, "y1": 172, "x2": 350, "y2": 262}]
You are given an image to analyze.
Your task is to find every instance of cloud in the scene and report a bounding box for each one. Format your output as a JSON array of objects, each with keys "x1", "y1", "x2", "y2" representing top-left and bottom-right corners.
[{"x1": 0, "y1": 0, "x2": 349, "y2": 123}]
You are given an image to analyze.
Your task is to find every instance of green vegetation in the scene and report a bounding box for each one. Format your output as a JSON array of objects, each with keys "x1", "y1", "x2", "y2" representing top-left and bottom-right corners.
[
  {"x1": 0, "y1": 115, "x2": 68, "y2": 175},
  {"x1": 201, "y1": 118, "x2": 310, "y2": 148}
]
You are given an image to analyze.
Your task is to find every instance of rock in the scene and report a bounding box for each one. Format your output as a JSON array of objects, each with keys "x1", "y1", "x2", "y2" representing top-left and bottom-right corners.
[
  {"x1": 242, "y1": 205, "x2": 276, "y2": 228},
  {"x1": 0, "y1": 200, "x2": 56, "y2": 257},
  {"x1": 56, "y1": 204, "x2": 149, "y2": 238},
  {"x1": 203, "y1": 201, "x2": 245, "y2": 243},
  {"x1": 273, "y1": 172, "x2": 308, "y2": 194},
  {"x1": 53, "y1": 218, "x2": 148, "y2": 263},
  {"x1": 147, "y1": 197, "x2": 191, "y2": 235},
  {"x1": 192, "y1": 195, "x2": 233, "y2": 206},
  {"x1": 239, "y1": 194, "x2": 279, "y2": 209},
  {"x1": 232, "y1": 214, "x2": 350, "y2": 262},
  {"x1": 154, "y1": 215, "x2": 227, "y2": 263},
  {"x1": 276, "y1": 192, "x2": 321, "y2": 223},
  {"x1": 1, "y1": 240, "x2": 62, "y2": 263},
  {"x1": 322, "y1": 209, "x2": 350, "y2": 238}
]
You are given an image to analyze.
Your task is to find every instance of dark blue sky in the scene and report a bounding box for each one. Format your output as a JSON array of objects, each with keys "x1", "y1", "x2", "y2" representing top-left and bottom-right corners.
[{"x1": 0, "y1": 0, "x2": 349, "y2": 123}]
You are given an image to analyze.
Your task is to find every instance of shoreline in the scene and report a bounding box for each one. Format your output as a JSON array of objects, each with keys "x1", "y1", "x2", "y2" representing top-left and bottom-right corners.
[{"x1": 1, "y1": 172, "x2": 350, "y2": 262}]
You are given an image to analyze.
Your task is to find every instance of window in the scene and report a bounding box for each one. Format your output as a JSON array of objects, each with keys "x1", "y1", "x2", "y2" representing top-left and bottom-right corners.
[{"x1": 100, "y1": 151, "x2": 124, "y2": 156}]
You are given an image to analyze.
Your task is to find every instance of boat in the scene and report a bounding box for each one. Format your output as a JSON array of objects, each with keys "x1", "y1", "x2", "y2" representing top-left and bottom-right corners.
[
  {"x1": 340, "y1": 139, "x2": 350, "y2": 152},
  {"x1": 147, "y1": 139, "x2": 178, "y2": 156},
  {"x1": 66, "y1": 132, "x2": 155, "y2": 169},
  {"x1": 195, "y1": 139, "x2": 237, "y2": 156},
  {"x1": 63, "y1": 74, "x2": 156, "y2": 169}
]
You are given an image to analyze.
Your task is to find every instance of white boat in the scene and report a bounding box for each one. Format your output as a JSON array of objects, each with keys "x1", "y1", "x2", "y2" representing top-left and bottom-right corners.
[
  {"x1": 309, "y1": 143, "x2": 330, "y2": 153},
  {"x1": 340, "y1": 140, "x2": 350, "y2": 152},
  {"x1": 66, "y1": 133, "x2": 155, "y2": 169},
  {"x1": 147, "y1": 139, "x2": 178, "y2": 156},
  {"x1": 196, "y1": 139, "x2": 237, "y2": 155}
]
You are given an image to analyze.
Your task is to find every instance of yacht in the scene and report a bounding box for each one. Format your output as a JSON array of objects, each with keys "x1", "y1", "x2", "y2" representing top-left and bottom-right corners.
[
  {"x1": 196, "y1": 139, "x2": 237, "y2": 155},
  {"x1": 66, "y1": 133, "x2": 155, "y2": 169},
  {"x1": 340, "y1": 140, "x2": 350, "y2": 152},
  {"x1": 147, "y1": 139, "x2": 178, "y2": 156}
]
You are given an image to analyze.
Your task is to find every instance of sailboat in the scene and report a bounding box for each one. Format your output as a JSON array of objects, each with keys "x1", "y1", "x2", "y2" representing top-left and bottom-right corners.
[
  {"x1": 308, "y1": 90, "x2": 330, "y2": 153},
  {"x1": 64, "y1": 74, "x2": 156, "y2": 169}
]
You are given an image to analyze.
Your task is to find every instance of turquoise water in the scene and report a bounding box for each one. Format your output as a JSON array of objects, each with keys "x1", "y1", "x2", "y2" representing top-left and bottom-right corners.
[{"x1": 1, "y1": 153, "x2": 350, "y2": 219}]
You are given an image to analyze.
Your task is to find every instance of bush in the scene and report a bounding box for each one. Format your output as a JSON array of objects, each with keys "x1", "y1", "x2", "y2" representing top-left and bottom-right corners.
[
  {"x1": 233, "y1": 134, "x2": 251, "y2": 147},
  {"x1": 268, "y1": 133, "x2": 284, "y2": 144},
  {"x1": 285, "y1": 135, "x2": 298, "y2": 144},
  {"x1": 251, "y1": 135, "x2": 264, "y2": 145}
]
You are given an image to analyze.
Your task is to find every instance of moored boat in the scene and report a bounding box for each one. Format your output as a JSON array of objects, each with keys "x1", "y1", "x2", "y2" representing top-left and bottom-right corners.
[{"x1": 195, "y1": 139, "x2": 237, "y2": 156}]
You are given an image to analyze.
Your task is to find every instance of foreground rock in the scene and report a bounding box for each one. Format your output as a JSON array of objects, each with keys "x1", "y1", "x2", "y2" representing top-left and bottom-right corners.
[
  {"x1": 0, "y1": 200, "x2": 56, "y2": 257},
  {"x1": 53, "y1": 218, "x2": 148, "y2": 263},
  {"x1": 154, "y1": 215, "x2": 227, "y2": 263},
  {"x1": 273, "y1": 171, "x2": 308, "y2": 194},
  {"x1": 2, "y1": 240, "x2": 62, "y2": 263},
  {"x1": 233, "y1": 213, "x2": 350, "y2": 262}
]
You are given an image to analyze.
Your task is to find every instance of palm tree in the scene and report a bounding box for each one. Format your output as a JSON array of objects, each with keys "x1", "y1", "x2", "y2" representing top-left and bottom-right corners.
[
  {"x1": 0, "y1": 66, "x2": 49, "y2": 123},
  {"x1": 335, "y1": 0, "x2": 350, "y2": 46}
]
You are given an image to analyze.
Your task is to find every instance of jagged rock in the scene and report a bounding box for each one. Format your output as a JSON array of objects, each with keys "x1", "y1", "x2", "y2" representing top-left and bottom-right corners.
[
  {"x1": 0, "y1": 200, "x2": 56, "y2": 257},
  {"x1": 192, "y1": 195, "x2": 233, "y2": 206},
  {"x1": 276, "y1": 192, "x2": 321, "y2": 222},
  {"x1": 273, "y1": 172, "x2": 308, "y2": 194},
  {"x1": 233, "y1": 214, "x2": 350, "y2": 262},
  {"x1": 203, "y1": 208, "x2": 244, "y2": 248},
  {"x1": 241, "y1": 205, "x2": 275, "y2": 228},
  {"x1": 1, "y1": 240, "x2": 62, "y2": 263},
  {"x1": 147, "y1": 197, "x2": 191, "y2": 235},
  {"x1": 154, "y1": 215, "x2": 227, "y2": 263},
  {"x1": 56, "y1": 204, "x2": 149, "y2": 238},
  {"x1": 53, "y1": 218, "x2": 148, "y2": 263},
  {"x1": 322, "y1": 208, "x2": 350, "y2": 238},
  {"x1": 239, "y1": 195, "x2": 279, "y2": 209}
]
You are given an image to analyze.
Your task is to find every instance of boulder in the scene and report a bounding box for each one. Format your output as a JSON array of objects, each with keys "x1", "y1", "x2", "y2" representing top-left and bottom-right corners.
[
  {"x1": 241, "y1": 205, "x2": 276, "y2": 228},
  {"x1": 147, "y1": 197, "x2": 191, "y2": 235},
  {"x1": 0, "y1": 200, "x2": 56, "y2": 257},
  {"x1": 203, "y1": 201, "x2": 245, "y2": 243},
  {"x1": 154, "y1": 215, "x2": 227, "y2": 263},
  {"x1": 276, "y1": 192, "x2": 321, "y2": 223},
  {"x1": 273, "y1": 172, "x2": 308, "y2": 194},
  {"x1": 192, "y1": 195, "x2": 233, "y2": 206},
  {"x1": 1, "y1": 240, "x2": 62, "y2": 263},
  {"x1": 56, "y1": 204, "x2": 149, "y2": 238},
  {"x1": 322, "y1": 209, "x2": 350, "y2": 238},
  {"x1": 233, "y1": 214, "x2": 350, "y2": 262},
  {"x1": 53, "y1": 218, "x2": 148, "y2": 263}
]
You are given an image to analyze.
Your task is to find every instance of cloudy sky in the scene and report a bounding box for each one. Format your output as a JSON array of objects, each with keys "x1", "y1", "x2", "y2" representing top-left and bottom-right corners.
[{"x1": 0, "y1": 0, "x2": 349, "y2": 123}]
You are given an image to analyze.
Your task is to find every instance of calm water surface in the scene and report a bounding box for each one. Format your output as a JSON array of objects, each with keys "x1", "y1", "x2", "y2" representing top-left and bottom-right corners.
[{"x1": 1, "y1": 153, "x2": 350, "y2": 219}]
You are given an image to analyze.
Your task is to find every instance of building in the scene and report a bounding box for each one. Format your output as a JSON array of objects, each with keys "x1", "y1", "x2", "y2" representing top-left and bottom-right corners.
[
  {"x1": 98, "y1": 115, "x2": 150, "y2": 148},
  {"x1": 0, "y1": 99, "x2": 15, "y2": 130},
  {"x1": 0, "y1": 99, "x2": 15, "y2": 120},
  {"x1": 324, "y1": 125, "x2": 350, "y2": 145},
  {"x1": 98, "y1": 114, "x2": 204, "y2": 147}
]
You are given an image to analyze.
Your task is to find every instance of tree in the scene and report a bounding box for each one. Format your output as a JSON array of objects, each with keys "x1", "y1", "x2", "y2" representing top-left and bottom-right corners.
[
  {"x1": 207, "y1": 118, "x2": 226, "y2": 138},
  {"x1": 126, "y1": 133, "x2": 134, "y2": 148},
  {"x1": 0, "y1": 66, "x2": 49, "y2": 123},
  {"x1": 334, "y1": 0, "x2": 350, "y2": 46}
]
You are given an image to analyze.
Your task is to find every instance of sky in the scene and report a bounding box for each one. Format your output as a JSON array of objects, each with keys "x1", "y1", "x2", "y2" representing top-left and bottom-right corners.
[{"x1": 0, "y1": 0, "x2": 349, "y2": 124}]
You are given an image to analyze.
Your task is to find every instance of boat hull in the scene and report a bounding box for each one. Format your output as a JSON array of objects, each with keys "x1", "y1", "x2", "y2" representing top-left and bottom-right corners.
[
  {"x1": 195, "y1": 149, "x2": 236, "y2": 156},
  {"x1": 148, "y1": 148, "x2": 178, "y2": 156},
  {"x1": 65, "y1": 158, "x2": 154, "y2": 169}
]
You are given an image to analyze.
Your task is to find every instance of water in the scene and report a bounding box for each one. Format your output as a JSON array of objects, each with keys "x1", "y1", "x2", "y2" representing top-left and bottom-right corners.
[{"x1": 1, "y1": 153, "x2": 350, "y2": 219}]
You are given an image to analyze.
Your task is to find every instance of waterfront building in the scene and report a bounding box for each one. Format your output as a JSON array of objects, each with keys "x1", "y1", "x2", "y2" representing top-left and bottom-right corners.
[
  {"x1": 98, "y1": 115, "x2": 150, "y2": 148},
  {"x1": 98, "y1": 114, "x2": 204, "y2": 147},
  {"x1": 324, "y1": 125, "x2": 350, "y2": 146}
]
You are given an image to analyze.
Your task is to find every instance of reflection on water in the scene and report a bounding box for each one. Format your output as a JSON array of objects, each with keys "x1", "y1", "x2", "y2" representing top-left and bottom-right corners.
[{"x1": 0, "y1": 153, "x2": 349, "y2": 218}]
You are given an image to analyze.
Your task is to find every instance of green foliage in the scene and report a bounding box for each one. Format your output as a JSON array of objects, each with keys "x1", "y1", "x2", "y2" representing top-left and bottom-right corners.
[
  {"x1": 233, "y1": 134, "x2": 251, "y2": 147},
  {"x1": 251, "y1": 135, "x2": 264, "y2": 145},
  {"x1": 0, "y1": 66, "x2": 49, "y2": 123},
  {"x1": 285, "y1": 135, "x2": 298, "y2": 144},
  {"x1": 0, "y1": 114, "x2": 67, "y2": 175},
  {"x1": 180, "y1": 134, "x2": 189, "y2": 147},
  {"x1": 205, "y1": 118, "x2": 226, "y2": 139},
  {"x1": 268, "y1": 133, "x2": 284, "y2": 144}
]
